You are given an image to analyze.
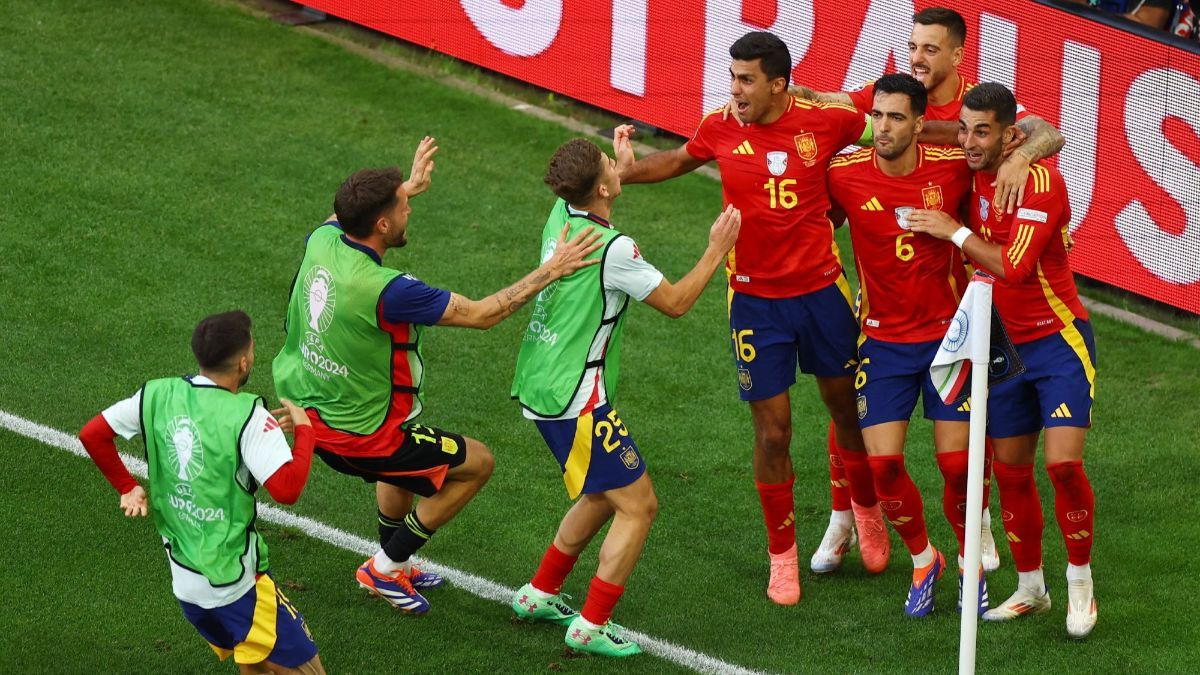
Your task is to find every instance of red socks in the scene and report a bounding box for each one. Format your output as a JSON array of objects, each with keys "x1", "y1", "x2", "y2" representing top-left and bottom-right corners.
[
  {"x1": 993, "y1": 461, "x2": 1044, "y2": 572},
  {"x1": 867, "y1": 455, "x2": 929, "y2": 555},
  {"x1": 1046, "y1": 460, "x2": 1095, "y2": 566},
  {"x1": 530, "y1": 543, "x2": 579, "y2": 595},
  {"x1": 936, "y1": 450, "x2": 970, "y2": 557},
  {"x1": 755, "y1": 478, "x2": 796, "y2": 554},
  {"x1": 826, "y1": 423, "x2": 851, "y2": 512},
  {"x1": 833, "y1": 426, "x2": 877, "y2": 508},
  {"x1": 581, "y1": 576, "x2": 625, "y2": 626}
]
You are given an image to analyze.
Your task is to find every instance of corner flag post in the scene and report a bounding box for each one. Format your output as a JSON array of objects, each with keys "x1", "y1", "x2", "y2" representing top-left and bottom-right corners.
[{"x1": 957, "y1": 278, "x2": 993, "y2": 675}]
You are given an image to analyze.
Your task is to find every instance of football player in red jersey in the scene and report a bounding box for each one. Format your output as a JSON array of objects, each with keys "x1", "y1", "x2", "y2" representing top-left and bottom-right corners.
[
  {"x1": 828, "y1": 73, "x2": 993, "y2": 617},
  {"x1": 788, "y1": 8, "x2": 1065, "y2": 217},
  {"x1": 908, "y1": 82, "x2": 1098, "y2": 639},
  {"x1": 618, "y1": 31, "x2": 891, "y2": 605}
]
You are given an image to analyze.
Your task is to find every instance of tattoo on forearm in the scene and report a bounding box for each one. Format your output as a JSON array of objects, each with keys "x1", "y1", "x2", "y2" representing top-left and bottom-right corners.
[
  {"x1": 450, "y1": 294, "x2": 468, "y2": 315},
  {"x1": 1015, "y1": 118, "x2": 1062, "y2": 162}
]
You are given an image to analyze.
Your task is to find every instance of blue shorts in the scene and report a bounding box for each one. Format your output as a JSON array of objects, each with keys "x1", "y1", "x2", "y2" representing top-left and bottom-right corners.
[
  {"x1": 855, "y1": 337, "x2": 971, "y2": 427},
  {"x1": 534, "y1": 403, "x2": 646, "y2": 499},
  {"x1": 179, "y1": 573, "x2": 317, "y2": 668},
  {"x1": 729, "y1": 280, "x2": 859, "y2": 401},
  {"x1": 988, "y1": 319, "x2": 1097, "y2": 438}
]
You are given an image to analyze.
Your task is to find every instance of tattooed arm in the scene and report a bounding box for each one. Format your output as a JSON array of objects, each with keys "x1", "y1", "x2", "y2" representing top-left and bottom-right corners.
[{"x1": 436, "y1": 225, "x2": 604, "y2": 329}]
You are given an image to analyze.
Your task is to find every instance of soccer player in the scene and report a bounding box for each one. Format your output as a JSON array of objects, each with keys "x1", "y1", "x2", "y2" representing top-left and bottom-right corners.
[
  {"x1": 908, "y1": 83, "x2": 1099, "y2": 639},
  {"x1": 509, "y1": 135, "x2": 741, "y2": 656},
  {"x1": 79, "y1": 310, "x2": 325, "y2": 674},
  {"x1": 273, "y1": 138, "x2": 603, "y2": 615},
  {"x1": 789, "y1": 8, "x2": 1065, "y2": 217},
  {"x1": 827, "y1": 73, "x2": 989, "y2": 617},
  {"x1": 619, "y1": 31, "x2": 891, "y2": 605}
]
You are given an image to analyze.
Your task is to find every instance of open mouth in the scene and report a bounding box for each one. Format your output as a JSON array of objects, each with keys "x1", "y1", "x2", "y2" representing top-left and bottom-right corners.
[
  {"x1": 965, "y1": 151, "x2": 984, "y2": 163},
  {"x1": 736, "y1": 100, "x2": 749, "y2": 114}
]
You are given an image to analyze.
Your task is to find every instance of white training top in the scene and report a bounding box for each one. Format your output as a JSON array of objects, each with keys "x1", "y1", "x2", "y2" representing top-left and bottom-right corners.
[{"x1": 103, "y1": 375, "x2": 294, "y2": 608}]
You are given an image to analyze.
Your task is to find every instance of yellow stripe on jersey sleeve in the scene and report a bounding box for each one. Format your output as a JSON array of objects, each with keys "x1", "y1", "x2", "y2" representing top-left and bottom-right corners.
[
  {"x1": 829, "y1": 148, "x2": 873, "y2": 168},
  {"x1": 815, "y1": 101, "x2": 860, "y2": 114},
  {"x1": 1007, "y1": 224, "x2": 1036, "y2": 268},
  {"x1": 1029, "y1": 164, "x2": 1051, "y2": 194}
]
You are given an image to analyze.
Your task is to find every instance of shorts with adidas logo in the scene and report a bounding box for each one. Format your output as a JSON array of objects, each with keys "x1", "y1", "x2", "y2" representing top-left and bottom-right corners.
[
  {"x1": 728, "y1": 281, "x2": 859, "y2": 402},
  {"x1": 534, "y1": 403, "x2": 646, "y2": 499},
  {"x1": 987, "y1": 318, "x2": 1096, "y2": 438},
  {"x1": 854, "y1": 337, "x2": 970, "y2": 427},
  {"x1": 179, "y1": 573, "x2": 317, "y2": 668}
]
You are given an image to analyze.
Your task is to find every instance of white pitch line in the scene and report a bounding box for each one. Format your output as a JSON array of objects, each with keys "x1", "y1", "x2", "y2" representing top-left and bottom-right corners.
[{"x1": 1, "y1": 409, "x2": 770, "y2": 675}]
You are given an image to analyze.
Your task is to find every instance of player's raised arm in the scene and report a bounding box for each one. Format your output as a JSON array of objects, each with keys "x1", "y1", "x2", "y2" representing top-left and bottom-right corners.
[
  {"x1": 641, "y1": 205, "x2": 741, "y2": 318},
  {"x1": 617, "y1": 144, "x2": 706, "y2": 185},
  {"x1": 437, "y1": 225, "x2": 604, "y2": 329},
  {"x1": 992, "y1": 114, "x2": 1066, "y2": 213}
]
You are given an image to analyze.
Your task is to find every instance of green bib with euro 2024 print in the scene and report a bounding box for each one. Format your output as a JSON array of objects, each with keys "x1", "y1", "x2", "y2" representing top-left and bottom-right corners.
[
  {"x1": 141, "y1": 377, "x2": 266, "y2": 586},
  {"x1": 274, "y1": 223, "x2": 427, "y2": 434},
  {"x1": 511, "y1": 199, "x2": 628, "y2": 417}
]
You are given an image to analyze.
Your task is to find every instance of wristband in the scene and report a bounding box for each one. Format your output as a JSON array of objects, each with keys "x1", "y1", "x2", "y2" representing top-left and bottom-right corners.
[{"x1": 950, "y1": 227, "x2": 973, "y2": 249}]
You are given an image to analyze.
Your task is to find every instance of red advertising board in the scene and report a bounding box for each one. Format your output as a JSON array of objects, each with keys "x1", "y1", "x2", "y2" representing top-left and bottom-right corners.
[{"x1": 300, "y1": 0, "x2": 1200, "y2": 315}]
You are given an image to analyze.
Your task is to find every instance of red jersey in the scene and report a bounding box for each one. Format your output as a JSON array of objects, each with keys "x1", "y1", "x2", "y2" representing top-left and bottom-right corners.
[
  {"x1": 686, "y1": 96, "x2": 867, "y2": 298},
  {"x1": 848, "y1": 75, "x2": 1026, "y2": 122},
  {"x1": 828, "y1": 146, "x2": 972, "y2": 342},
  {"x1": 965, "y1": 161, "x2": 1087, "y2": 343}
]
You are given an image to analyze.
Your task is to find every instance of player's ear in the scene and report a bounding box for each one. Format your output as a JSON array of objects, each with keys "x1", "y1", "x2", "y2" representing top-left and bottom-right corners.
[
  {"x1": 951, "y1": 45, "x2": 963, "y2": 67},
  {"x1": 914, "y1": 115, "x2": 925, "y2": 138},
  {"x1": 772, "y1": 77, "x2": 787, "y2": 95}
]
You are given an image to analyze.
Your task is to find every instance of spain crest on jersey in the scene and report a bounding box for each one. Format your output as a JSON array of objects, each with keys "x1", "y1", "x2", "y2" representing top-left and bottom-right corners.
[
  {"x1": 922, "y1": 185, "x2": 944, "y2": 211},
  {"x1": 794, "y1": 132, "x2": 817, "y2": 162}
]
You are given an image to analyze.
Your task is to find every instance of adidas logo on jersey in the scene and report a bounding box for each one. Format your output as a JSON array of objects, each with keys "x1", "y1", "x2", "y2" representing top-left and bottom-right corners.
[
  {"x1": 732, "y1": 140, "x2": 754, "y2": 155},
  {"x1": 1050, "y1": 403, "x2": 1073, "y2": 419},
  {"x1": 860, "y1": 197, "x2": 883, "y2": 211}
]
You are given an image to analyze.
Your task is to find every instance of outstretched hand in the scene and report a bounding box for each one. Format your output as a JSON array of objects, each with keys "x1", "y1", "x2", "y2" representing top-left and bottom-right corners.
[
  {"x1": 708, "y1": 204, "x2": 742, "y2": 253},
  {"x1": 906, "y1": 209, "x2": 960, "y2": 240},
  {"x1": 613, "y1": 124, "x2": 637, "y2": 174},
  {"x1": 270, "y1": 398, "x2": 311, "y2": 435},
  {"x1": 120, "y1": 485, "x2": 149, "y2": 517},
  {"x1": 403, "y1": 136, "x2": 439, "y2": 198},
  {"x1": 546, "y1": 225, "x2": 604, "y2": 278}
]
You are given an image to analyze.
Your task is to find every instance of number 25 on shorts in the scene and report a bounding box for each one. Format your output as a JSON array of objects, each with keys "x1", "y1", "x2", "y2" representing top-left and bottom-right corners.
[
  {"x1": 594, "y1": 409, "x2": 630, "y2": 453},
  {"x1": 732, "y1": 329, "x2": 756, "y2": 363}
]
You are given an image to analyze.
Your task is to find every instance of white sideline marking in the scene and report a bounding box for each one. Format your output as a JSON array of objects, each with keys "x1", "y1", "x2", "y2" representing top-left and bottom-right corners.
[{"x1": 0, "y1": 409, "x2": 769, "y2": 675}]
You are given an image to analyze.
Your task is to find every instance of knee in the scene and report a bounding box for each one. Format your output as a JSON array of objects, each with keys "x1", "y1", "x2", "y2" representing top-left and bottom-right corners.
[
  {"x1": 469, "y1": 441, "x2": 495, "y2": 483},
  {"x1": 755, "y1": 422, "x2": 792, "y2": 455}
]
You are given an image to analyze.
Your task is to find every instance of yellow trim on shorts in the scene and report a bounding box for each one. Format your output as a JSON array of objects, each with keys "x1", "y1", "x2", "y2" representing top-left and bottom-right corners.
[
  {"x1": 563, "y1": 412, "x2": 594, "y2": 499},
  {"x1": 1037, "y1": 264, "x2": 1095, "y2": 399},
  {"x1": 234, "y1": 574, "x2": 279, "y2": 665}
]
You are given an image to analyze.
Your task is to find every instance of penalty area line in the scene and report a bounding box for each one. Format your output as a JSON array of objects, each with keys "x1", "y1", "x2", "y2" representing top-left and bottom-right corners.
[{"x1": 0, "y1": 408, "x2": 770, "y2": 675}]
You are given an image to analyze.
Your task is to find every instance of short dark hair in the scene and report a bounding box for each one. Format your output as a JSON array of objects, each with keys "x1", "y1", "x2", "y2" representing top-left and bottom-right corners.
[
  {"x1": 873, "y1": 73, "x2": 927, "y2": 116},
  {"x1": 334, "y1": 167, "x2": 404, "y2": 238},
  {"x1": 913, "y1": 7, "x2": 967, "y2": 46},
  {"x1": 191, "y1": 311, "x2": 252, "y2": 371},
  {"x1": 544, "y1": 138, "x2": 603, "y2": 205},
  {"x1": 729, "y1": 31, "x2": 792, "y2": 85},
  {"x1": 962, "y1": 82, "x2": 1017, "y2": 127}
]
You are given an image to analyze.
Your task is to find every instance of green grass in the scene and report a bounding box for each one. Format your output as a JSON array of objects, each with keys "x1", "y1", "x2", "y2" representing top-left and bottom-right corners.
[{"x1": 2, "y1": 0, "x2": 1198, "y2": 672}]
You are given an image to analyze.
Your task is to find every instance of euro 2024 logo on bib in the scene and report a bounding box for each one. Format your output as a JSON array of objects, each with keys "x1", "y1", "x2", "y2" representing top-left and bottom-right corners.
[
  {"x1": 166, "y1": 415, "x2": 204, "y2": 481},
  {"x1": 304, "y1": 266, "x2": 336, "y2": 333}
]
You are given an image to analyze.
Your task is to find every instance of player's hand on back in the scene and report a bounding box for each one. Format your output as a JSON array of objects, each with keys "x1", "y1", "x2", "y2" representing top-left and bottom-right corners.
[
  {"x1": 546, "y1": 225, "x2": 604, "y2": 279},
  {"x1": 708, "y1": 204, "x2": 741, "y2": 253},
  {"x1": 613, "y1": 124, "x2": 637, "y2": 173},
  {"x1": 120, "y1": 485, "x2": 148, "y2": 517},
  {"x1": 272, "y1": 398, "x2": 311, "y2": 435},
  {"x1": 403, "y1": 136, "x2": 439, "y2": 198}
]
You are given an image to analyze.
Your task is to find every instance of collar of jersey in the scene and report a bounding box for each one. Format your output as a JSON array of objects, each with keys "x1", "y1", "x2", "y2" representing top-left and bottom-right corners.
[{"x1": 566, "y1": 203, "x2": 612, "y2": 229}]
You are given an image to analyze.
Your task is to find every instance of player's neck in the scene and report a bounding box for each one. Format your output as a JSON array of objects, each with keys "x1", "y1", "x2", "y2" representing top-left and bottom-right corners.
[
  {"x1": 754, "y1": 94, "x2": 791, "y2": 126},
  {"x1": 345, "y1": 232, "x2": 387, "y2": 260},
  {"x1": 198, "y1": 369, "x2": 241, "y2": 393},
  {"x1": 875, "y1": 146, "x2": 919, "y2": 177},
  {"x1": 927, "y1": 70, "x2": 960, "y2": 107}
]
